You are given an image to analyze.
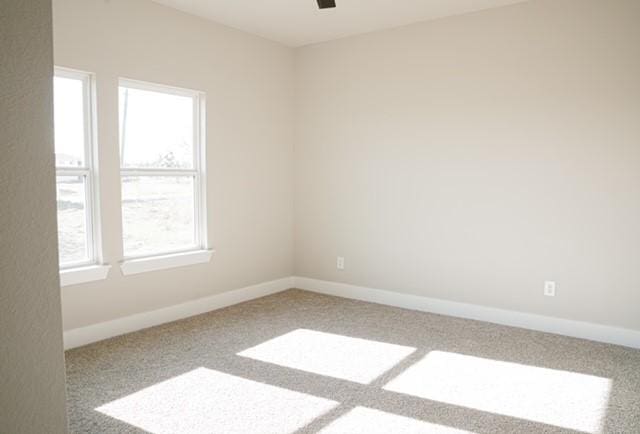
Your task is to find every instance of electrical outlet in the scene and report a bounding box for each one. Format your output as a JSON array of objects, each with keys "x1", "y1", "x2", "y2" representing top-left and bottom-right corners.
[
  {"x1": 337, "y1": 256, "x2": 345, "y2": 270},
  {"x1": 544, "y1": 281, "x2": 556, "y2": 297}
]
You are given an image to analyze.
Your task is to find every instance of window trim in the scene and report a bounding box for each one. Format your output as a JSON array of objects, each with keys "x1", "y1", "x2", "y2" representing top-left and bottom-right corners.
[
  {"x1": 117, "y1": 78, "x2": 209, "y2": 264},
  {"x1": 119, "y1": 250, "x2": 214, "y2": 276},
  {"x1": 54, "y1": 67, "x2": 105, "y2": 275},
  {"x1": 60, "y1": 264, "x2": 111, "y2": 287}
]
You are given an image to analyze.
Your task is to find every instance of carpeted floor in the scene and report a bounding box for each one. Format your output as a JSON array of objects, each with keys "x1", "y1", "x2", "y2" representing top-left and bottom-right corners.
[{"x1": 65, "y1": 289, "x2": 640, "y2": 433}]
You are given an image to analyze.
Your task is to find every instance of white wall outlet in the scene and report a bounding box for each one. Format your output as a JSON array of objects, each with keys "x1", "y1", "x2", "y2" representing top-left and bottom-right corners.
[
  {"x1": 544, "y1": 281, "x2": 556, "y2": 297},
  {"x1": 337, "y1": 256, "x2": 345, "y2": 270}
]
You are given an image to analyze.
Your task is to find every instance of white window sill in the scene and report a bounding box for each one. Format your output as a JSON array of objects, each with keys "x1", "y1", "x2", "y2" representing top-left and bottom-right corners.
[
  {"x1": 120, "y1": 249, "x2": 215, "y2": 276},
  {"x1": 60, "y1": 264, "x2": 111, "y2": 287}
]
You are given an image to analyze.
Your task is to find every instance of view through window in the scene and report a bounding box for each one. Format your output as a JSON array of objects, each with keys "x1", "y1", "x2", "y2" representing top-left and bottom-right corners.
[
  {"x1": 119, "y1": 80, "x2": 206, "y2": 258},
  {"x1": 54, "y1": 70, "x2": 99, "y2": 267}
]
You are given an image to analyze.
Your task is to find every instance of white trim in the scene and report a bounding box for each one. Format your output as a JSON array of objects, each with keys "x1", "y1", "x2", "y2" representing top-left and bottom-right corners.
[
  {"x1": 54, "y1": 67, "x2": 104, "y2": 268},
  {"x1": 196, "y1": 91, "x2": 208, "y2": 251},
  {"x1": 60, "y1": 265, "x2": 111, "y2": 287},
  {"x1": 63, "y1": 277, "x2": 294, "y2": 350},
  {"x1": 294, "y1": 276, "x2": 640, "y2": 349},
  {"x1": 118, "y1": 78, "x2": 208, "y2": 259},
  {"x1": 62, "y1": 274, "x2": 640, "y2": 351},
  {"x1": 120, "y1": 249, "x2": 214, "y2": 276},
  {"x1": 54, "y1": 66, "x2": 94, "y2": 81},
  {"x1": 119, "y1": 77, "x2": 201, "y2": 98},
  {"x1": 56, "y1": 168, "x2": 90, "y2": 176},
  {"x1": 119, "y1": 168, "x2": 197, "y2": 177}
]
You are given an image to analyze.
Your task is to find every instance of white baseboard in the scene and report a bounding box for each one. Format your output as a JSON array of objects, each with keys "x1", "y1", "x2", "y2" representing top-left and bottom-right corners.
[
  {"x1": 294, "y1": 276, "x2": 640, "y2": 349},
  {"x1": 64, "y1": 275, "x2": 640, "y2": 350},
  {"x1": 63, "y1": 277, "x2": 294, "y2": 350}
]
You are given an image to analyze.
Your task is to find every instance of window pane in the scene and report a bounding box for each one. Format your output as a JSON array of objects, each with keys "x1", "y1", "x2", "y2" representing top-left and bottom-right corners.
[
  {"x1": 56, "y1": 176, "x2": 89, "y2": 265},
  {"x1": 119, "y1": 86, "x2": 194, "y2": 169},
  {"x1": 122, "y1": 176, "x2": 196, "y2": 257},
  {"x1": 54, "y1": 76, "x2": 85, "y2": 167}
]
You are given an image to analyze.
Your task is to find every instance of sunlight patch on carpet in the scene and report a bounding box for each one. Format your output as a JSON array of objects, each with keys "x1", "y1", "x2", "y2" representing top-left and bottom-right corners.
[
  {"x1": 383, "y1": 351, "x2": 611, "y2": 433},
  {"x1": 96, "y1": 367, "x2": 338, "y2": 434},
  {"x1": 238, "y1": 328, "x2": 416, "y2": 384},
  {"x1": 319, "y1": 406, "x2": 476, "y2": 433}
]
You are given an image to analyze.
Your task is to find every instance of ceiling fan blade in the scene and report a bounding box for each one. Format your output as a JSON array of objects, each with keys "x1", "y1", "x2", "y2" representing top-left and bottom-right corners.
[{"x1": 317, "y1": 0, "x2": 336, "y2": 9}]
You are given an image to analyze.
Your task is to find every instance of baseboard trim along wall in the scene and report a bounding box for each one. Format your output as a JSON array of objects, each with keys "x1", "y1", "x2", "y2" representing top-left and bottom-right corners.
[
  {"x1": 293, "y1": 276, "x2": 640, "y2": 350},
  {"x1": 63, "y1": 277, "x2": 294, "y2": 350},
  {"x1": 64, "y1": 275, "x2": 640, "y2": 350}
]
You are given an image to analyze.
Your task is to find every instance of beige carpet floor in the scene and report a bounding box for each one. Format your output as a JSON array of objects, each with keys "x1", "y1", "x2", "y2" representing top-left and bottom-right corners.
[{"x1": 65, "y1": 289, "x2": 640, "y2": 433}]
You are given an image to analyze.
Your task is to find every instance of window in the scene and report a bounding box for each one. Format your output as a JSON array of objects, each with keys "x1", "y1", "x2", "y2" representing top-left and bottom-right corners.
[
  {"x1": 118, "y1": 79, "x2": 208, "y2": 262},
  {"x1": 54, "y1": 68, "x2": 102, "y2": 271}
]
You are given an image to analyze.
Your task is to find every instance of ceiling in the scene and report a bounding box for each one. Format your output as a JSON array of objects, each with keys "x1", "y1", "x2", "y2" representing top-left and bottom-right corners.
[{"x1": 151, "y1": 0, "x2": 530, "y2": 47}]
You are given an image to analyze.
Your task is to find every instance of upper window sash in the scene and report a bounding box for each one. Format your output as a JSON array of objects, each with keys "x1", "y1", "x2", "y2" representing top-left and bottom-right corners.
[
  {"x1": 118, "y1": 78, "x2": 203, "y2": 171},
  {"x1": 54, "y1": 68, "x2": 95, "y2": 171}
]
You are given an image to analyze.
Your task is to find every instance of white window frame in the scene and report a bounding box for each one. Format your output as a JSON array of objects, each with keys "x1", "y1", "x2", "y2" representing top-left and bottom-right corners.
[
  {"x1": 118, "y1": 78, "x2": 211, "y2": 274},
  {"x1": 54, "y1": 67, "x2": 110, "y2": 285}
]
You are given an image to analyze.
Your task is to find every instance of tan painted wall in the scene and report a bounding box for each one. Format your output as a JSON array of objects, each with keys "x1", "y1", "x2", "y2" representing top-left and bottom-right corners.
[
  {"x1": 294, "y1": 0, "x2": 640, "y2": 330},
  {"x1": 54, "y1": 0, "x2": 640, "y2": 334},
  {"x1": 0, "y1": 0, "x2": 69, "y2": 432},
  {"x1": 53, "y1": 0, "x2": 295, "y2": 330}
]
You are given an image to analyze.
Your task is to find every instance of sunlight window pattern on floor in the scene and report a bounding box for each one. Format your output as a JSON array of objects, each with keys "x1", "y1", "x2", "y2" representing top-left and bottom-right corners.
[
  {"x1": 383, "y1": 351, "x2": 611, "y2": 433},
  {"x1": 237, "y1": 328, "x2": 416, "y2": 384},
  {"x1": 96, "y1": 367, "x2": 338, "y2": 434},
  {"x1": 319, "y1": 406, "x2": 475, "y2": 434}
]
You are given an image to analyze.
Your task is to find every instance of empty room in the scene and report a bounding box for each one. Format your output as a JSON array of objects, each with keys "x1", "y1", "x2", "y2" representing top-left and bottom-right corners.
[{"x1": 2, "y1": 0, "x2": 640, "y2": 432}]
